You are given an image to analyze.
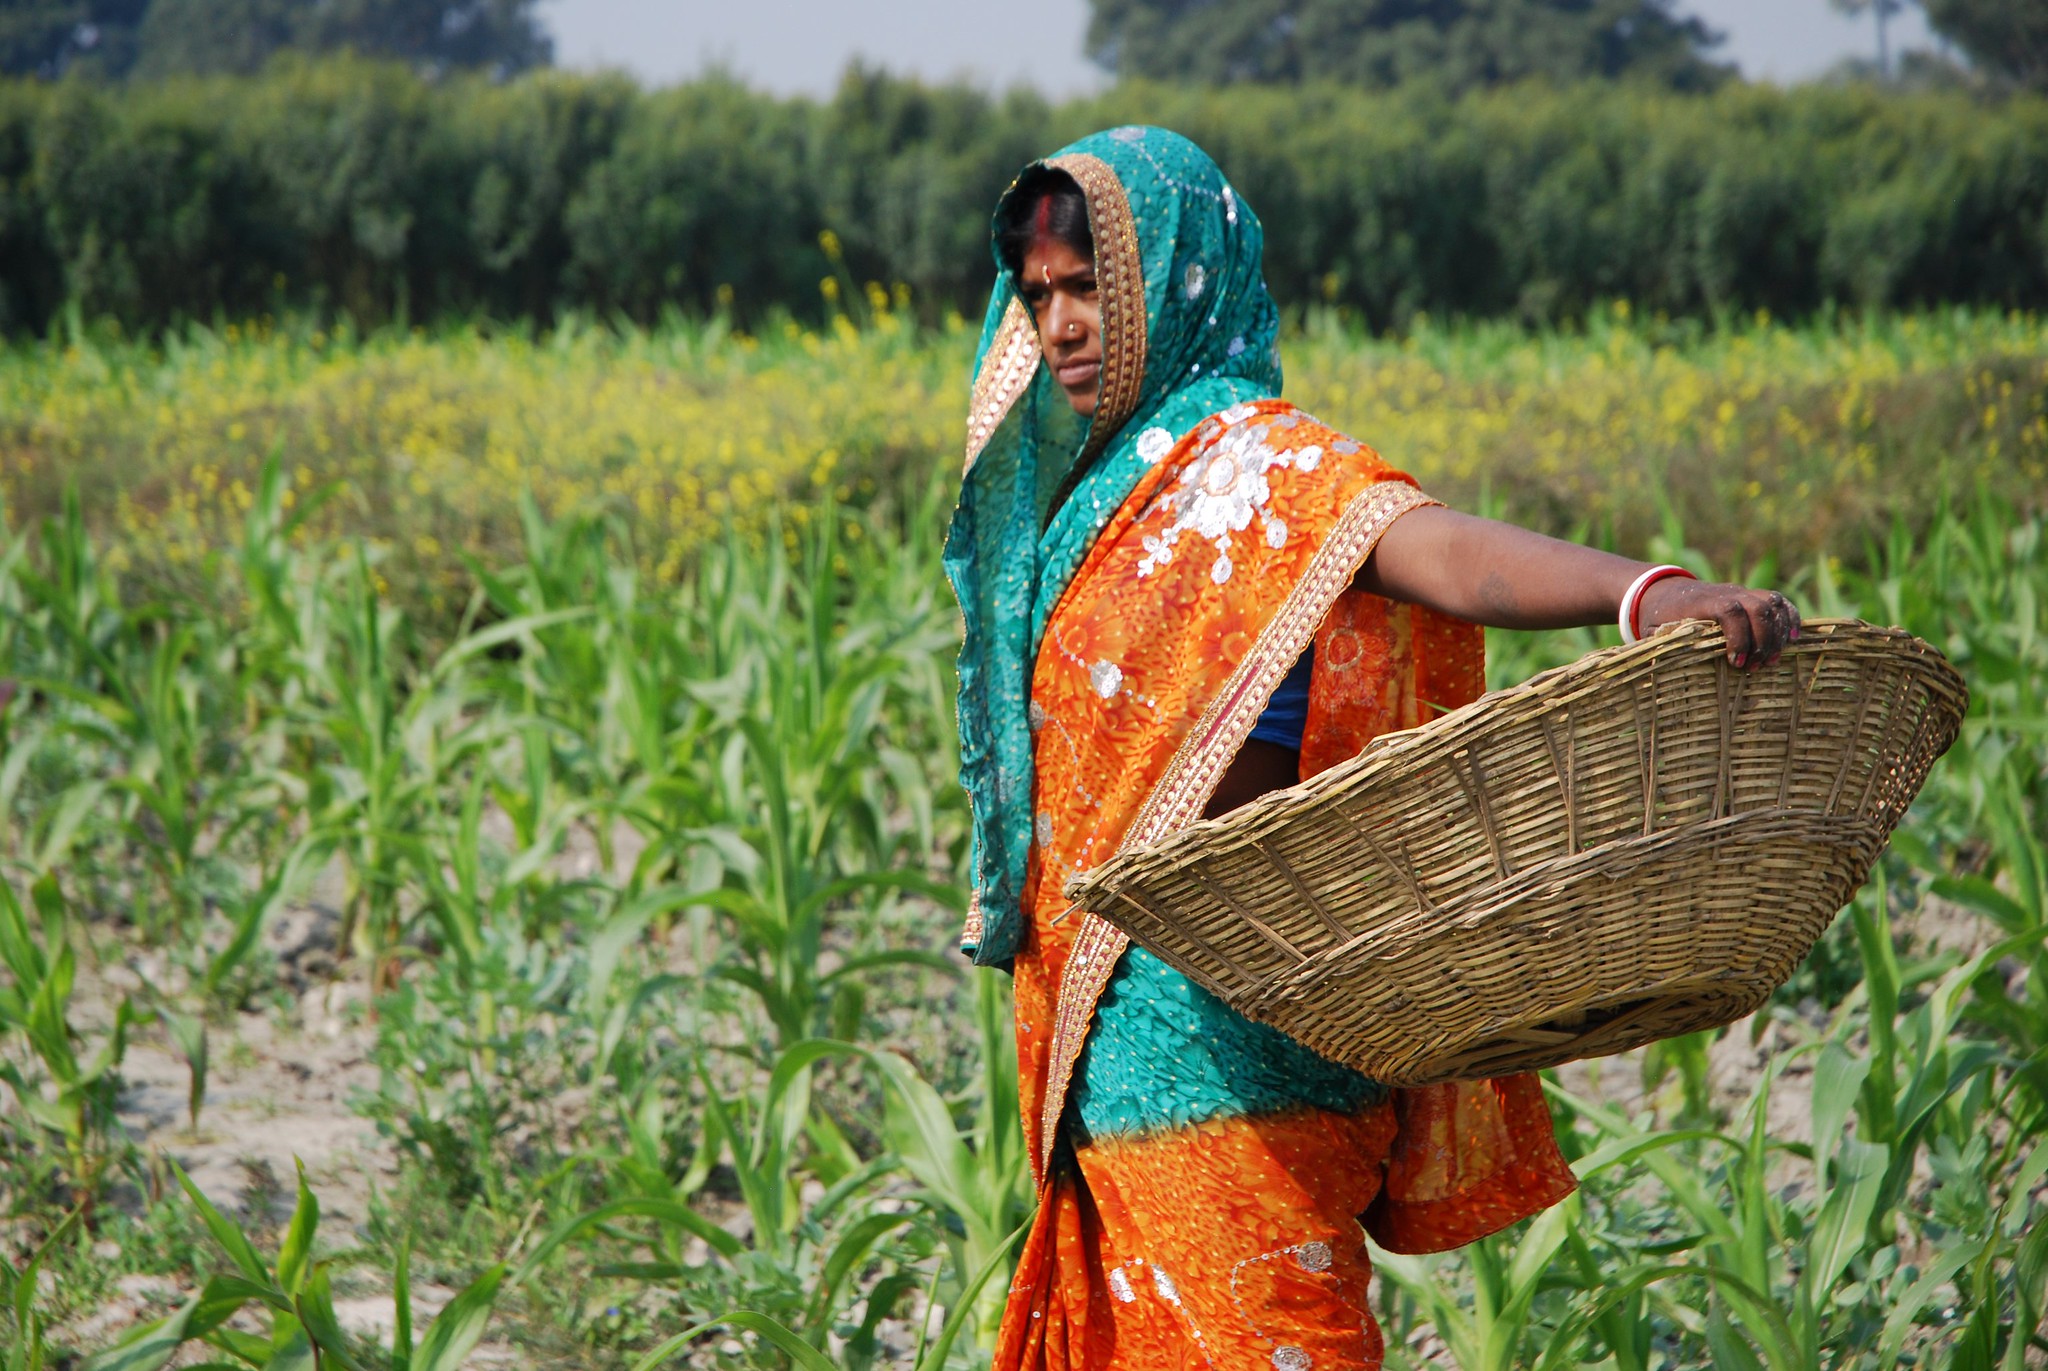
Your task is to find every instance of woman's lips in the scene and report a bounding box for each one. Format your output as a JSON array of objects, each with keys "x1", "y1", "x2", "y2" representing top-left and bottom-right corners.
[{"x1": 1056, "y1": 358, "x2": 1100, "y2": 388}]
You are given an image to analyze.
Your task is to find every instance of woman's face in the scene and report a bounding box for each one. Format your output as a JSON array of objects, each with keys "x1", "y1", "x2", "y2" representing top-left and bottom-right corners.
[{"x1": 1018, "y1": 235, "x2": 1102, "y2": 416}]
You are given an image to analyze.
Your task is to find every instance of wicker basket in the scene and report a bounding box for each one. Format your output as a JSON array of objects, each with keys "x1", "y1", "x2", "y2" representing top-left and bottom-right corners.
[{"x1": 1064, "y1": 619, "x2": 1967, "y2": 1085}]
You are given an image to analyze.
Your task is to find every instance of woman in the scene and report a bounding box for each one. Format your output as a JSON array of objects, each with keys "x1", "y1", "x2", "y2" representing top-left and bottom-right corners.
[{"x1": 945, "y1": 128, "x2": 1797, "y2": 1370}]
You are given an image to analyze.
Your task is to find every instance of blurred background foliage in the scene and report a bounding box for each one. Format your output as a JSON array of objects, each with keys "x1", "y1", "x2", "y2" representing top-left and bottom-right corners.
[
  {"x1": 0, "y1": 58, "x2": 2044, "y2": 337},
  {"x1": 0, "y1": 0, "x2": 551, "y2": 81},
  {"x1": 1083, "y1": 0, "x2": 1730, "y2": 90},
  {"x1": 4, "y1": 307, "x2": 2044, "y2": 631}
]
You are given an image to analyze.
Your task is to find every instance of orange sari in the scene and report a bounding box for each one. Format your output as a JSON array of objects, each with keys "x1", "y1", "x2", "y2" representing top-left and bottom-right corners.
[
  {"x1": 992, "y1": 403, "x2": 1575, "y2": 1369},
  {"x1": 946, "y1": 129, "x2": 1576, "y2": 1371}
]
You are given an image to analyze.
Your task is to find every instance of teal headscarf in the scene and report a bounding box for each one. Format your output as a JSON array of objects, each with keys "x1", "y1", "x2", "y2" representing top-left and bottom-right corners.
[{"x1": 945, "y1": 127, "x2": 1283, "y2": 968}]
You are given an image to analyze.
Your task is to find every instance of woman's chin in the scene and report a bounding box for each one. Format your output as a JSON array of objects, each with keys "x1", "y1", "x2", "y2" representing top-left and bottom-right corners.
[{"x1": 1060, "y1": 385, "x2": 1099, "y2": 417}]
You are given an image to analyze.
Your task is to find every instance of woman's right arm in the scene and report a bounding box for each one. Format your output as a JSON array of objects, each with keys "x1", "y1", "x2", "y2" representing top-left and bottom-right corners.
[{"x1": 1358, "y1": 504, "x2": 1799, "y2": 668}]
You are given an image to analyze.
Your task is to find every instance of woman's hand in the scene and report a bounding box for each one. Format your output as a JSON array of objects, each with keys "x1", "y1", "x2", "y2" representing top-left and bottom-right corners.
[{"x1": 1638, "y1": 578, "x2": 1801, "y2": 669}]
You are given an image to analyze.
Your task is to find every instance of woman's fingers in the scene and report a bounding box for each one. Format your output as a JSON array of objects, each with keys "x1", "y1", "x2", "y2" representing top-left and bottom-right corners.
[
  {"x1": 1641, "y1": 580, "x2": 1801, "y2": 669},
  {"x1": 1762, "y1": 590, "x2": 1801, "y2": 664},
  {"x1": 1720, "y1": 597, "x2": 1764, "y2": 667},
  {"x1": 1723, "y1": 588, "x2": 1801, "y2": 668}
]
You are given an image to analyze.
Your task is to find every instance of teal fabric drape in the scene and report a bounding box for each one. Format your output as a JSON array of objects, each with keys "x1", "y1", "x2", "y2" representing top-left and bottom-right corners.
[{"x1": 944, "y1": 127, "x2": 1283, "y2": 967}]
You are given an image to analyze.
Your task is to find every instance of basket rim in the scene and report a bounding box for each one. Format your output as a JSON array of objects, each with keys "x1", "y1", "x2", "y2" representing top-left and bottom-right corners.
[{"x1": 1065, "y1": 616, "x2": 1965, "y2": 904}]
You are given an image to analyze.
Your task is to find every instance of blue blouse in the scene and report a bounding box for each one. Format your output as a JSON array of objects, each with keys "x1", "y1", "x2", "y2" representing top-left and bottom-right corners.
[{"x1": 1246, "y1": 645, "x2": 1313, "y2": 751}]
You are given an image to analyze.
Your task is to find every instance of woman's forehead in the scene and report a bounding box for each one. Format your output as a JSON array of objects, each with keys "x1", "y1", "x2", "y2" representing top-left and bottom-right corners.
[{"x1": 1024, "y1": 237, "x2": 1093, "y2": 275}]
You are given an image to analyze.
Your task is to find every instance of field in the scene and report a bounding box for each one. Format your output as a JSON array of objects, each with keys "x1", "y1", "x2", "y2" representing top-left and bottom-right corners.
[{"x1": 0, "y1": 311, "x2": 2045, "y2": 1370}]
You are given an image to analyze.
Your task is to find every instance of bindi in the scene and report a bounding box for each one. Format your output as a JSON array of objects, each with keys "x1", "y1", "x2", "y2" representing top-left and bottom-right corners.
[{"x1": 1032, "y1": 196, "x2": 1057, "y2": 286}]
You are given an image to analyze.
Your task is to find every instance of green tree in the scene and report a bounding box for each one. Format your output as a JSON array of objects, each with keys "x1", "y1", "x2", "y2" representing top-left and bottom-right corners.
[
  {"x1": 130, "y1": 0, "x2": 297, "y2": 76},
  {"x1": 0, "y1": 0, "x2": 149, "y2": 78},
  {"x1": 1829, "y1": 0, "x2": 1907, "y2": 77},
  {"x1": 1084, "y1": 0, "x2": 1728, "y2": 91},
  {"x1": 131, "y1": 0, "x2": 550, "y2": 77},
  {"x1": 1922, "y1": 0, "x2": 2048, "y2": 88}
]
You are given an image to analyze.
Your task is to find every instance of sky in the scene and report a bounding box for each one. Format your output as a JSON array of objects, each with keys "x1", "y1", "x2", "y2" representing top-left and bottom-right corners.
[{"x1": 533, "y1": 0, "x2": 1945, "y2": 95}]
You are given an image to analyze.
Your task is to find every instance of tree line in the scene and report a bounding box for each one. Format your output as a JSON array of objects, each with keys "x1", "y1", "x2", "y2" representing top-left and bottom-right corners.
[
  {"x1": 0, "y1": 0, "x2": 549, "y2": 81},
  {"x1": 1088, "y1": 0, "x2": 2044, "y2": 92},
  {"x1": 13, "y1": 0, "x2": 2045, "y2": 93},
  {"x1": 2, "y1": 59, "x2": 2045, "y2": 337}
]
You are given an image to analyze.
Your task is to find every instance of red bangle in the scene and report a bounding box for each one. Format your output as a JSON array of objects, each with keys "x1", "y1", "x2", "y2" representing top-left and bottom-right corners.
[{"x1": 1621, "y1": 565, "x2": 1696, "y2": 644}]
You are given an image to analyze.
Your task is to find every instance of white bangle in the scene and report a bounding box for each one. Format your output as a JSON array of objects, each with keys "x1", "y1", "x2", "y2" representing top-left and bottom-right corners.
[{"x1": 1619, "y1": 565, "x2": 1696, "y2": 644}]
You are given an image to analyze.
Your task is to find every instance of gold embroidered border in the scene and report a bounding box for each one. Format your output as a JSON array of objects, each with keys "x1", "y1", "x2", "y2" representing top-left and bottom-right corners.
[
  {"x1": 1035, "y1": 472, "x2": 1439, "y2": 1173},
  {"x1": 1047, "y1": 153, "x2": 1147, "y2": 461},
  {"x1": 960, "y1": 888, "x2": 984, "y2": 952},
  {"x1": 963, "y1": 297, "x2": 1041, "y2": 474}
]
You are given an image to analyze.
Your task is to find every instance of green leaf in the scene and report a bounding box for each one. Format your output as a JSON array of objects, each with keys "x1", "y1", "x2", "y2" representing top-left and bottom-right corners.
[
  {"x1": 585, "y1": 886, "x2": 707, "y2": 1011},
  {"x1": 256, "y1": 1327, "x2": 314, "y2": 1371},
  {"x1": 161, "y1": 1007, "x2": 208, "y2": 1129},
  {"x1": 174, "y1": 1162, "x2": 271, "y2": 1287},
  {"x1": 393, "y1": 1237, "x2": 413, "y2": 1371},
  {"x1": 914, "y1": 1216, "x2": 1034, "y2": 1371},
  {"x1": 590, "y1": 1262, "x2": 690, "y2": 1281},
  {"x1": 1526, "y1": 1261, "x2": 1700, "y2": 1371},
  {"x1": 188, "y1": 1275, "x2": 288, "y2": 1340},
  {"x1": 1700, "y1": 1264, "x2": 1801, "y2": 1371},
  {"x1": 805, "y1": 1211, "x2": 914, "y2": 1333},
  {"x1": 1876, "y1": 1238, "x2": 1986, "y2": 1366},
  {"x1": 695, "y1": 1064, "x2": 781, "y2": 1247},
  {"x1": 430, "y1": 608, "x2": 595, "y2": 682},
  {"x1": 294, "y1": 1267, "x2": 366, "y2": 1371},
  {"x1": 513, "y1": 1199, "x2": 741, "y2": 1287},
  {"x1": 667, "y1": 1312, "x2": 837, "y2": 1371},
  {"x1": 815, "y1": 947, "x2": 962, "y2": 987},
  {"x1": 870, "y1": 1050, "x2": 978, "y2": 1217},
  {"x1": 1808, "y1": 1041, "x2": 1871, "y2": 1180},
  {"x1": 82, "y1": 1300, "x2": 196, "y2": 1371},
  {"x1": 31, "y1": 779, "x2": 106, "y2": 876},
  {"x1": 11, "y1": 1208, "x2": 82, "y2": 1337},
  {"x1": 1806, "y1": 1137, "x2": 1889, "y2": 1298},
  {"x1": 622, "y1": 1320, "x2": 721, "y2": 1371},
  {"x1": 26, "y1": 946, "x2": 81, "y2": 1084},
  {"x1": 203, "y1": 1323, "x2": 274, "y2": 1365},
  {"x1": 1930, "y1": 875, "x2": 2033, "y2": 935},
  {"x1": 1703, "y1": 1299, "x2": 1767, "y2": 1371},
  {"x1": 206, "y1": 835, "x2": 334, "y2": 996},
  {"x1": 274, "y1": 1163, "x2": 319, "y2": 1298},
  {"x1": 1499, "y1": 1192, "x2": 1578, "y2": 1319},
  {"x1": 676, "y1": 1091, "x2": 728, "y2": 1198},
  {"x1": 0, "y1": 877, "x2": 49, "y2": 988},
  {"x1": 411, "y1": 1265, "x2": 504, "y2": 1371},
  {"x1": 28, "y1": 875, "x2": 64, "y2": 945}
]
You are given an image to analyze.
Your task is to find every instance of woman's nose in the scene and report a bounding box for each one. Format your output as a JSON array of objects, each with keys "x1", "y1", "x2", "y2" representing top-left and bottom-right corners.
[{"x1": 1046, "y1": 293, "x2": 1081, "y2": 344}]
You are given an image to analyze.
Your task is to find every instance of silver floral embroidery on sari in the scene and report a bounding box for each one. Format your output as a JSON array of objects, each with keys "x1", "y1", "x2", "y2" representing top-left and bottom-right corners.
[{"x1": 1134, "y1": 415, "x2": 1325, "y2": 583}]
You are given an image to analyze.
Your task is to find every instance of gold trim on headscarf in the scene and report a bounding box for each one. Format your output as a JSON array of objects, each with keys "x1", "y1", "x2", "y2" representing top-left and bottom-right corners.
[
  {"x1": 962, "y1": 298, "x2": 1041, "y2": 474},
  {"x1": 1047, "y1": 152, "x2": 1148, "y2": 462}
]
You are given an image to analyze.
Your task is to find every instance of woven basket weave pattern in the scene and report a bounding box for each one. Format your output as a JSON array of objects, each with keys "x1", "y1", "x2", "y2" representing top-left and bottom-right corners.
[{"x1": 1066, "y1": 619, "x2": 1967, "y2": 1085}]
